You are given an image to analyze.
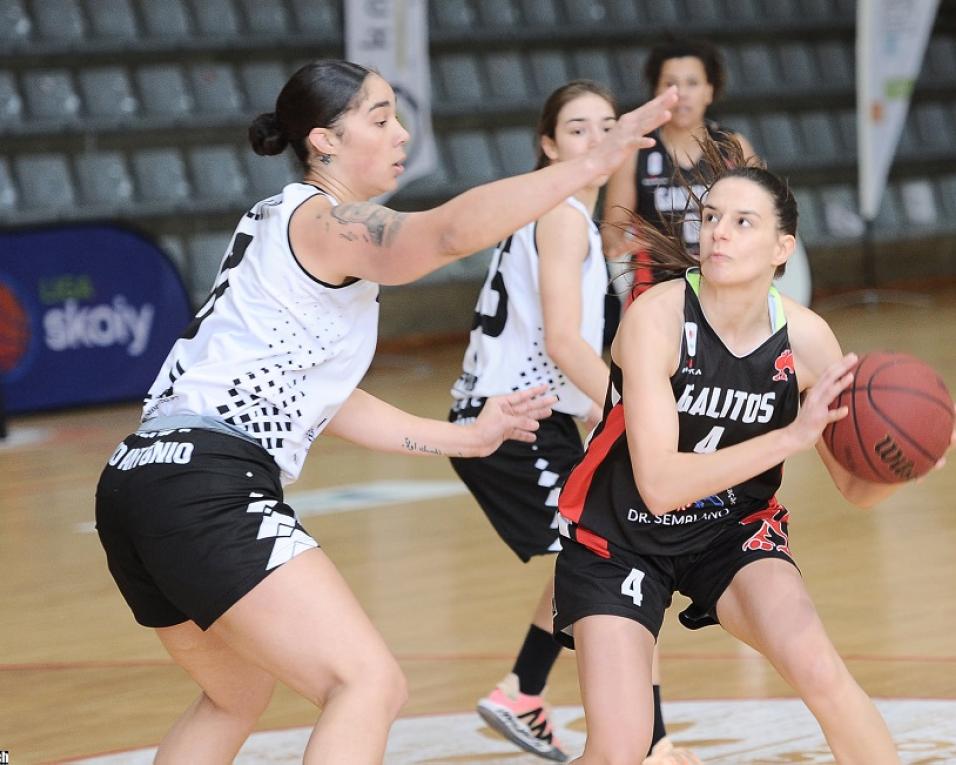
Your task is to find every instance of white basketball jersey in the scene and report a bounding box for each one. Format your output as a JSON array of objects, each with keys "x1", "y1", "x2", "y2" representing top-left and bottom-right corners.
[
  {"x1": 451, "y1": 196, "x2": 606, "y2": 418},
  {"x1": 143, "y1": 182, "x2": 380, "y2": 484}
]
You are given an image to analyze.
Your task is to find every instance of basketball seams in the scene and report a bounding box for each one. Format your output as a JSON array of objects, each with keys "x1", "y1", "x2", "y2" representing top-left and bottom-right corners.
[
  {"x1": 853, "y1": 354, "x2": 886, "y2": 481},
  {"x1": 865, "y1": 386, "x2": 942, "y2": 463}
]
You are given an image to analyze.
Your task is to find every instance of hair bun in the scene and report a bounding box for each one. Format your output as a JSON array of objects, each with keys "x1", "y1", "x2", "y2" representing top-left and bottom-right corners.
[{"x1": 248, "y1": 112, "x2": 288, "y2": 156}]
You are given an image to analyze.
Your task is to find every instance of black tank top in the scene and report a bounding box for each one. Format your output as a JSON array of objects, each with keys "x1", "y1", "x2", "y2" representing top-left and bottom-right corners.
[
  {"x1": 634, "y1": 121, "x2": 728, "y2": 254},
  {"x1": 559, "y1": 270, "x2": 800, "y2": 557}
]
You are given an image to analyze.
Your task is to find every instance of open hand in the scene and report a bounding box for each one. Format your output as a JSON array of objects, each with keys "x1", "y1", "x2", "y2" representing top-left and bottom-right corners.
[
  {"x1": 787, "y1": 352, "x2": 857, "y2": 453},
  {"x1": 591, "y1": 86, "x2": 677, "y2": 177},
  {"x1": 473, "y1": 385, "x2": 556, "y2": 456}
]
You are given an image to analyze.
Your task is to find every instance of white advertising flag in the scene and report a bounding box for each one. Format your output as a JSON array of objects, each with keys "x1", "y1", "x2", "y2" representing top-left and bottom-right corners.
[
  {"x1": 345, "y1": 0, "x2": 438, "y2": 198},
  {"x1": 857, "y1": 0, "x2": 939, "y2": 220}
]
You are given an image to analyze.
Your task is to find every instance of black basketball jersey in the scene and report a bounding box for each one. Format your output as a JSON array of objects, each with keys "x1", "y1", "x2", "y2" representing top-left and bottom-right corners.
[
  {"x1": 635, "y1": 121, "x2": 728, "y2": 252},
  {"x1": 558, "y1": 270, "x2": 800, "y2": 557}
]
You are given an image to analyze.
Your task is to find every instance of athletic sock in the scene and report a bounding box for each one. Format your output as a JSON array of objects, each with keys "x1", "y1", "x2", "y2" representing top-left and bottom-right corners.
[
  {"x1": 650, "y1": 684, "x2": 667, "y2": 751},
  {"x1": 511, "y1": 624, "x2": 563, "y2": 695}
]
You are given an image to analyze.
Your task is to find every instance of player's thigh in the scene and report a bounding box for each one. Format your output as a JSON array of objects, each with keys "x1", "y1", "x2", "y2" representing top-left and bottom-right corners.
[
  {"x1": 210, "y1": 547, "x2": 404, "y2": 707},
  {"x1": 575, "y1": 615, "x2": 656, "y2": 746},
  {"x1": 716, "y1": 558, "x2": 839, "y2": 685},
  {"x1": 156, "y1": 620, "x2": 275, "y2": 715}
]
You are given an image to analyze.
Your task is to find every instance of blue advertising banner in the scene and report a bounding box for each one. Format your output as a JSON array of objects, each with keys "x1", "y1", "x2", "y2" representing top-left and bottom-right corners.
[{"x1": 0, "y1": 225, "x2": 192, "y2": 413}]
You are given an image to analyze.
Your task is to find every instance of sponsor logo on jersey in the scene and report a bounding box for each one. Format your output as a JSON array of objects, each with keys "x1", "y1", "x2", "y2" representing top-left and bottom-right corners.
[
  {"x1": 676, "y1": 384, "x2": 777, "y2": 424},
  {"x1": 772, "y1": 348, "x2": 796, "y2": 382},
  {"x1": 646, "y1": 150, "x2": 664, "y2": 176}
]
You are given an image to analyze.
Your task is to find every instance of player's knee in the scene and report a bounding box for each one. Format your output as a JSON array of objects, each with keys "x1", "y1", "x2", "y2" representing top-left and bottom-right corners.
[
  {"x1": 366, "y1": 653, "x2": 408, "y2": 718},
  {"x1": 583, "y1": 733, "x2": 651, "y2": 765},
  {"x1": 789, "y1": 647, "x2": 847, "y2": 700},
  {"x1": 318, "y1": 651, "x2": 407, "y2": 718}
]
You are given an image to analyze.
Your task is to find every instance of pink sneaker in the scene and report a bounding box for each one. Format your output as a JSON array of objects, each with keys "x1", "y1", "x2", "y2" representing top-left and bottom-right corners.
[
  {"x1": 476, "y1": 673, "x2": 569, "y2": 762},
  {"x1": 644, "y1": 736, "x2": 702, "y2": 765}
]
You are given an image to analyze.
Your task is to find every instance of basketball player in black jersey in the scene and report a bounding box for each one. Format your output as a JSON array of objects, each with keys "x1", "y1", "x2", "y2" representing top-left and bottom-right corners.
[
  {"x1": 552, "y1": 140, "x2": 955, "y2": 764},
  {"x1": 94, "y1": 61, "x2": 679, "y2": 765},
  {"x1": 603, "y1": 38, "x2": 756, "y2": 305}
]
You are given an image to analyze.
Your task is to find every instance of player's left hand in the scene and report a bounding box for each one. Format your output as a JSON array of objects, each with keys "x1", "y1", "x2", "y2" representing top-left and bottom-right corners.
[{"x1": 473, "y1": 385, "x2": 556, "y2": 456}]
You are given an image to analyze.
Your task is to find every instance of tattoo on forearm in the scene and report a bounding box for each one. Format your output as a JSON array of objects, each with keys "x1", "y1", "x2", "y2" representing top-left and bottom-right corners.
[
  {"x1": 402, "y1": 437, "x2": 443, "y2": 456},
  {"x1": 331, "y1": 203, "x2": 406, "y2": 247}
]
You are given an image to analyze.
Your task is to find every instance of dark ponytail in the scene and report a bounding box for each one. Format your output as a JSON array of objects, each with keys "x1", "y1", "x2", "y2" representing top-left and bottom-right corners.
[
  {"x1": 248, "y1": 112, "x2": 288, "y2": 156},
  {"x1": 246, "y1": 60, "x2": 373, "y2": 170}
]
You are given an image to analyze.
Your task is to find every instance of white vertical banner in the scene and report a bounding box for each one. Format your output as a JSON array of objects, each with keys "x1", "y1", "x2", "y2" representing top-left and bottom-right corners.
[
  {"x1": 856, "y1": 0, "x2": 939, "y2": 220},
  {"x1": 345, "y1": 0, "x2": 437, "y2": 198}
]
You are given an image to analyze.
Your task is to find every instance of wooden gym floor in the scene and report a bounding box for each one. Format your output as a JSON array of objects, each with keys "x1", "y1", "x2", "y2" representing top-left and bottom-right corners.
[{"x1": 1, "y1": 286, "x2": 955, "y2": 764}]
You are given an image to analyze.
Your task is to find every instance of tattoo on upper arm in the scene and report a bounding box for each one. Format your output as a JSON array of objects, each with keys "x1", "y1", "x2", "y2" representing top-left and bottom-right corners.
[{"x1": 331, "y1": 203, "x2": 406, "y2": 247}]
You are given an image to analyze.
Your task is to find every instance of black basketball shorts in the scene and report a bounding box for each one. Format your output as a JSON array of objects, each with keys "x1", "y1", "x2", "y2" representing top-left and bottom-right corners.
[
  {"x1": 449, "y1": 399, "x2": 584, "y2": 562},
  {"x1": 95, "y1": 426, "x2": 318, "y2": 630},
  {"x1": 552, "y1": 505, "x2": 799, "y2": 648}
]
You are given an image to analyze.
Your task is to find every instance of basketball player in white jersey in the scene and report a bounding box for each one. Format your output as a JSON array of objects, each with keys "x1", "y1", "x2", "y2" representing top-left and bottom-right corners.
[
  {"x1": 449, "y1": 80, "x2": 698, "y2": 765},
  {"x1": 94, "y1": 61, "x2": 678, "y2": 765}
]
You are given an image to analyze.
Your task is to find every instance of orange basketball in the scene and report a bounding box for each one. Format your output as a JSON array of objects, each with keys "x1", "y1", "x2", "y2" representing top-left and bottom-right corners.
[
  {"x1": 0, "y1": 282, "x2": 31, "y2": 373},
  {"x1": 823, "y1": 352, "x2": 954, "y2": 483}
]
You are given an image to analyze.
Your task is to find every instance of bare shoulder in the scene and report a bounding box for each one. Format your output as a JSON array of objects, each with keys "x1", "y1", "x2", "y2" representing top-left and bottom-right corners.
[
  {"x1": 612, "y1": 277, "x2": 684, "y2": 356},
  {"x1": 783, "y1": 296, "x2": 842, "y2": 390}
]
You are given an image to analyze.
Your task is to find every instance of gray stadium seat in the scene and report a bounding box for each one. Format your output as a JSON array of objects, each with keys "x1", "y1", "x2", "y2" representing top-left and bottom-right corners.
[
  {"x1": 14, "y1": 154, "x2": 77, "y2": 210},
  {"x1": 137, "y1": 0, "x2": 191, "y2": 39},
  {"x1": 240, "y1": 62, "x2": 287, "y2": 112},
  {"x1": 78, "y1": 67, "x2": 139, "y2": 120},
  {"x1": 518, "y1": 0, "x2": 560, "y2": 26},
  {"x1": 718, "y1": 114, "x2": 758, "y2": 152},
  {"x1": 873, "y1": 186, "x2": 903, "y2": 232},
  {"x1": 835, "y1": 110, "x2": 856, "y2": 155},
  {"x1": 777, "y1": 42, "x2": 819, "y2": 89},
  {"x1": 85, "y1": 0, "x2": 139, "y2": 40},
  {"x1": 445, "y1": 131, "x2": 500, "y2": 185},
  {"x1": 937, "y1": 175, "x2": 956, "y2": 221},
  {"x1": 21, "y1": 70, "x2": 80, "y2": 121},
  {"x1": 191, "y1": 0, "x2": 240, "y2": 37},
  {"x1": 613, "y1": 47, "x2": 648, "y2": 99},
  {"x1": 798, "y1": 112, "x2": 841, "y2": 161},
  {"x1": 287, "y1": 0, "x2": 340, "y2": 35},
  {"x1": 158, "y1": 234, "x2": 188, "y2": 274},
  {"x1": 190, "y1": 64, "x2": 244, "y2": 115},
  {"x1": 642, "y1": 2, "x2": 680, "y2": 24},
  {"x1": 137, "y1": 65, "x2": 194, "y2": 116},
  {"x1": 477, "y1": 0, "x2": 520, "y2": 27},
  {"x1": 792, "y1": 187, "x2": 823, "y2": 243},
  {"x1": 437, "y1": 54, "x2": 486, "y2": 104},
  {"x1": 484, "y1": 52, "x2": 531, "y2": 102},
  {"x1": 737, "y1": 44, "x2": 779, "y2": 90},
  {"x1": 132, "y1": 148, "x2": 191, "y2": 203},
  {"x1": 243, "y1": 148, "x2": 297, "y2": 198},
  {"x1": 912, "y1": 102, "x2": 956, "y2": 152},
  {"x1": 571, "y1": 49, "x2": 615, "y2": 90},
  {"x1": 562, "y1": 0, "x2": 610, "y2": 24},
  {"x1": 682, "y1": 0, "x2": 722, "y2": 25},
  {"x1": 602, "y1": 0, "x2": 640, "y2": 23},
  {"x1": 0, "y1": 0, "x2": 32, "y2": 42},
  {"x1": 758, "y1": 113, "x2": 804, "y2": 165},
  {"x1": 493, "y1": 127, "x2": 536, "y2": 176},
  {"x1": 921, "y1": 36, "x2": 956, "y2": 87},
  {"x1": 0, "y1": 157, "x2": 17, "y2": 212},
  {"x1": 237, "y1": 0, "x2": 290, "y2": 35},
  {"x1": 31, "y1": 0, "x2": 85, "y2": 41},
  {"x1": 815, "y1": 41, "x2": 853, "y2": 89},
  {"x1": 820, "y1": 185, "x2": 864, "y2": 239},
  {"x1": 528, "y1": 51, "x2": 572, "y2": 98},
  {"x1": 430, "y1": 0, "x2": 476, "y2": 31},
  {"x1": 899, "y1": 179, "x2": 938, "y2": 227},
  {"x1": 188, "y1": 231, "x2": 234, "y2": 301},
  {"x1": 0, "y1": 71, "x2": 23, "y2": 125},
  {"x1": 188, "y1": 146, "x2": 248, "y2": 202},
  {"x1": 75, "y1": 151, "x2": 134, "y2": 205}
]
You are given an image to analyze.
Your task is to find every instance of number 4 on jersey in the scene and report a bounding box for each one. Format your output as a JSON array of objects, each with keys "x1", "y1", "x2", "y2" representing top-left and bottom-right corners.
[{"x1": 621, "y1": 568, "x2": 646, "y2": 606}]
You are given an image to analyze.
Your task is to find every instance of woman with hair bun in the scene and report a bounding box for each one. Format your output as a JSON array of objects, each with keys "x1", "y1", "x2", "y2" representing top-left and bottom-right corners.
[{"x1": 94, "y1": 60, "x2": 677, "y2": 765}]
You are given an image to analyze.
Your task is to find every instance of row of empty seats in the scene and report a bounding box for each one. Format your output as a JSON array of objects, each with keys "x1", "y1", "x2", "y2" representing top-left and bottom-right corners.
[
  {"x1": 0, "y1": 0, "x2": 340, "y2": 48},
  {"x1": 5, "y1": 35, "x2": 954, "y2": 134},
  {"x1": 161, "y1": 173, "x2": 956, "y2": 306}
]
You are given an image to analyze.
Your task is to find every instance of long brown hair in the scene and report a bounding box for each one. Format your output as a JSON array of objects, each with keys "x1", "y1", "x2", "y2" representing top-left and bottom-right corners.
[{"x1": 608, "y1": 133, "x2": 797, "y2": 285}]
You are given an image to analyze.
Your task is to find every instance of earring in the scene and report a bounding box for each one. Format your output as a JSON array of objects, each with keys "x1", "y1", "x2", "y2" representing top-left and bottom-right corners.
[{"x1": 319, "y1": 153, "x2": 332, "y2": 165}]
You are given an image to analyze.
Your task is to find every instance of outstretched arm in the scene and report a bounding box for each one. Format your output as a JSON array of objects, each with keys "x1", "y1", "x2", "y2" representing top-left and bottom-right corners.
[
  {"x1": 324, "y1": 387, "x2": 555, "y2": 458},
  {"x1": 292, "y1": 88, "x2": 678, "y2": 286}
]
